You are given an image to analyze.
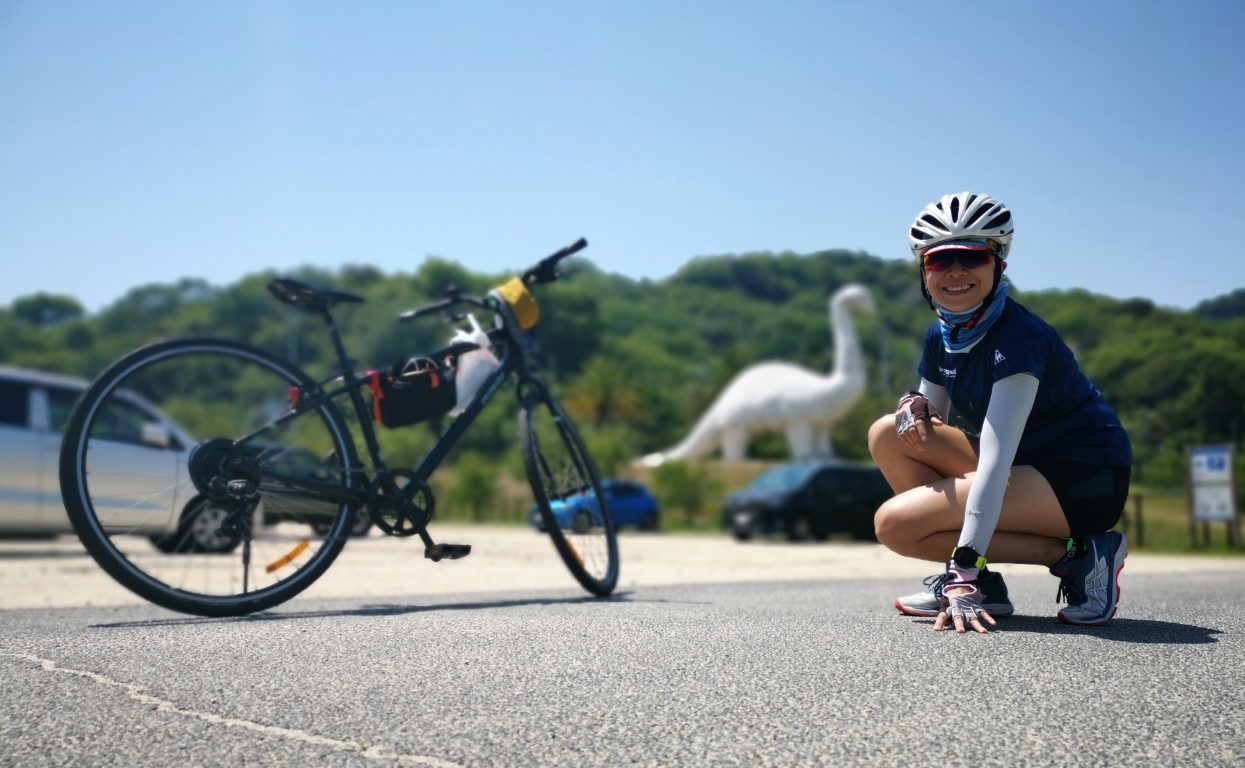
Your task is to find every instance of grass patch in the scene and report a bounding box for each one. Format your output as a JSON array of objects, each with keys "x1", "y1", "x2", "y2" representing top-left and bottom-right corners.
[{"x1": 1121, "y1": 491, "x2": 1243, "y2": 555}]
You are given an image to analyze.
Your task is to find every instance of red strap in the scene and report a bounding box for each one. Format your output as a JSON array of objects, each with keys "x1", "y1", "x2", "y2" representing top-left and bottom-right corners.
[{"x1": 367, "y1": 370, "x2": 383, "y2": 423}]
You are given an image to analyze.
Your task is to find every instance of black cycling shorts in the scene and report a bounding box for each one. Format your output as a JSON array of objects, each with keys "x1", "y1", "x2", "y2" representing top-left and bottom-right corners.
[{"x1": 1027, "y1": 459, "x2": 1131, "y2": 536}]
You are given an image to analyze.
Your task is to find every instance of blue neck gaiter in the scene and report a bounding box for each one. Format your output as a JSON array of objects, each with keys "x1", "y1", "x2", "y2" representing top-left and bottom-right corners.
[{"x1": 936, "y1": 279, "x2": 1009, "y2": 353}]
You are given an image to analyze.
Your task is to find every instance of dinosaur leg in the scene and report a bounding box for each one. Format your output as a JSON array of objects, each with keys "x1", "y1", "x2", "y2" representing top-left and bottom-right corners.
[
  {"x1": 815, "y1": 429, "x2": 832, "y2": 457},
  {"x1": 721, "y1": 428, "x2": 749, "y2": 461},
  {"x1": 785, "y1": 422, "x2": 814, "y2": 462}
]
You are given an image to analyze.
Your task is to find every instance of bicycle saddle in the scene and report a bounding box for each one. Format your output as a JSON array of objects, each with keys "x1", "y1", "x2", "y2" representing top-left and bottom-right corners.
[{"x1": 267, "y1": 278, "x2": 365, "y2": 313}]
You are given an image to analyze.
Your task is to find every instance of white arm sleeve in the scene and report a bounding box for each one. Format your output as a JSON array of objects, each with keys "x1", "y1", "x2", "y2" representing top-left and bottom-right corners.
[
  {"x1": 917, "y1": 378, "x2": 950, "y2": 420},
  {"x1": 958, "y1": 373, "x2": 1040, "y2": 555}
]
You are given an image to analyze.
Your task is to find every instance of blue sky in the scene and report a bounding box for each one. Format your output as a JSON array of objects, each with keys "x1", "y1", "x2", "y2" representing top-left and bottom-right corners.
[{"x1": 2, "y1": 1, "x2": 1243, "y2": 314}]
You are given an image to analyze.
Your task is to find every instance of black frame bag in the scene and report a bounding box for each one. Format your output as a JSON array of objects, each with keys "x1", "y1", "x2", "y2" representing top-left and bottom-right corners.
[{"x1": 367, "y1": 357, "x2": 458, "y2": 428}]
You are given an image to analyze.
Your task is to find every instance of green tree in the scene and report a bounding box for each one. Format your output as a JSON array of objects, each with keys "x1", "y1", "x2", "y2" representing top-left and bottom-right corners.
[
  {"x1": 652, "y1": 461, "x2": 723, "y2": 528},
  {"x1": 446, "y1": 452, "x2": 499, "y2": 521},
  {"x1": 564, "y1": 356, "x2": 649, "y2": 428},
  {"x1": 12, "y1": 293, "x2": 84, "y2": 327}
]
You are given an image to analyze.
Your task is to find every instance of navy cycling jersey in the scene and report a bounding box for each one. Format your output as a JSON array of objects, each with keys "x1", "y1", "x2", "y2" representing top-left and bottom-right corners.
[{"x1": 918, "y1": 298, "x2": 1132, "y2": 467}]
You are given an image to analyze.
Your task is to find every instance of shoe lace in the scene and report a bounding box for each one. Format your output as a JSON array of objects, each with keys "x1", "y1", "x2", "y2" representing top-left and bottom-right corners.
[
  {"x1": 923, "y1": 572, "x2": 949, "y2": 597},
  {"x1": 1056, "y1": 575, "x2": 1087, "y2": 607}
]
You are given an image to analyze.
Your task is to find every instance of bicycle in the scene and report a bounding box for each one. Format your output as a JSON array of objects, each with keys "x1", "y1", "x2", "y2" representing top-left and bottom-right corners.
[{"x1": 58, "y1": 238, "x2": 619, "y2": 617}]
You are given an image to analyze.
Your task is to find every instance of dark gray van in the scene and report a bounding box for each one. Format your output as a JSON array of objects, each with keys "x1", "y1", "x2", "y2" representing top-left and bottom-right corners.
[{"x1": 721, "y1": 460, "x2": 893, "y2": 542}]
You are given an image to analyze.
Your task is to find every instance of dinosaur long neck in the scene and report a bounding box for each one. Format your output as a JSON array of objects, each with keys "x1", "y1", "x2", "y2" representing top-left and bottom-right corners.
[{"x1": 831, "y1": 298, "x2": 863, "y2": 379}]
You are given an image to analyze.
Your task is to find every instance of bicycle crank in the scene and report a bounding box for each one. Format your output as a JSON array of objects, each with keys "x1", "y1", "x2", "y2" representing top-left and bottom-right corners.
[{"x1": 367, "y1": 469, "x2": 434, "y2": 537}]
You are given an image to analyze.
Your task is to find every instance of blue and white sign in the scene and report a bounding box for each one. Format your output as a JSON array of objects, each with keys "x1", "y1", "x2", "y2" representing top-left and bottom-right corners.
[
  {"x1": 1193, "y1": 485, "x2": 1235, "y2": 523},
  {"x1": 1191, "y1": 446, "x2": 1232, "y2": 484},
  {"x1": 1190, "y1": 445, "x2": 1236, "y2": 523}
]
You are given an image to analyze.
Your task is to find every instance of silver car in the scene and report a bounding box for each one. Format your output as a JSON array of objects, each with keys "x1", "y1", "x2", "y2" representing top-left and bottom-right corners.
[{"x1": 0, "y1": 366, "x2": 246, "y2": 551}]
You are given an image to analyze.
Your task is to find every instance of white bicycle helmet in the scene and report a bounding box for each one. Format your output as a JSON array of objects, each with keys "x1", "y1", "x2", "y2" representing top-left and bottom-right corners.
[{"x1": 908, "y1": 192, "x2": 1014, "y2": 260}]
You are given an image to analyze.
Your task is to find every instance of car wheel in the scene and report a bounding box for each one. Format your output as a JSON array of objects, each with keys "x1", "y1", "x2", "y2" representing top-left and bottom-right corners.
[
  {"x1": 638, "y1": 511, "x2": 659, "y2": 532},
  {"x1": 185, "y1": 500, "x2": 244, "y2": 554},
  {"x1": 785, "y1": 515, "x2": 812, "y2": 543},
  {"x1": 149, "y1": 532, "x2": 182, "y2": 554},
  {"x1": 851, "y1": 522, "x2": 878, "y2": 542},
  {"x1": 348, "y1": 512, "x2": 374, "y2": 537},
  {"x1": 152, "y1": 497, "x2": 243, "y2": 554},
  {"x1": 149, "y1": 530, "x2": 184, "y2": 554},
  {"x1": 310, "y1": 511, "x2": 373, "y2": 538},
  {"x1": 731, "y1": 525, "x2": 754, "y2": 542},
  {"x1": 811, "y1": 517, "x2": 832, "y2": 542}
]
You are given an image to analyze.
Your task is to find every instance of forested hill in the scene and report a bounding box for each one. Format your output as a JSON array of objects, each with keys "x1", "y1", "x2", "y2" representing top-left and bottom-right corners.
[{"x1": 4, "y1": 248, "x2": 1243, "y2": 487}]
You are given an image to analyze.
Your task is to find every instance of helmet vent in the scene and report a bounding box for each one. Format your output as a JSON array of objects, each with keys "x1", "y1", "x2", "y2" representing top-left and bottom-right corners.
[
  {"x1": 909, "y1": 192, "x2": 1013, "y2": 262},
  {"x1": 984, "y1": 211, "x2": 1012, "y2": 230},
  {"x1": 964, "y1": 204, "x2": 992, "y2": 227}
]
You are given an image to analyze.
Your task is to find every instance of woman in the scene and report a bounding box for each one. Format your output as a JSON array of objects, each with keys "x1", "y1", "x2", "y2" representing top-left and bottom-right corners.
[{"x1": 867, "y1": 192, "x2": 1132, "y2": 634}]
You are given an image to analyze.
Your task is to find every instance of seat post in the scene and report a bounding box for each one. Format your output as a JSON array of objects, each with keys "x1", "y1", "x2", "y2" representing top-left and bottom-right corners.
[{"x1": 319, "y1": 309, "x2": 356, "y2": 379}]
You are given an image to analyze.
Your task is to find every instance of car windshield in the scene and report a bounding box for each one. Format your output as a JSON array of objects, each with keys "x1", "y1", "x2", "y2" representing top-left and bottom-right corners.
[{"x1": 743, "y1": 464, "x2": 822, "y2": 494}]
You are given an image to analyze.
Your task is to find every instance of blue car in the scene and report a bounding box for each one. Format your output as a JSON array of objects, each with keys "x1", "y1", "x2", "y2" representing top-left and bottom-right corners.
[{"x1": 530, "y1": 479, "x2": 661, "y2": 532}]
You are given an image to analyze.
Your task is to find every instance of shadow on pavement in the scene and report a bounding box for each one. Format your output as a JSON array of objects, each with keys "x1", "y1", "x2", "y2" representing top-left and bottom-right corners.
[
  {"x1": 907, "y1": 614, "x2": 1223, "y2": 644},
  {"x1": 87, "y1": 591, "x2": 658, "y2": 629}
]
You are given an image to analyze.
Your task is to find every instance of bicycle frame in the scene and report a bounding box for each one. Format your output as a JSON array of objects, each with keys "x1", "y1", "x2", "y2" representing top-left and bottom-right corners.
[{"x1": 231, "y1": 311, "x2": 538, "y2": 545}]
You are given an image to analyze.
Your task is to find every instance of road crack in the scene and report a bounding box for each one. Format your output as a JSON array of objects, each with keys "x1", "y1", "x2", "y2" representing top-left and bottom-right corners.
[{"x1": 8, "y1": 653, "x2": 462, "y2": 767}]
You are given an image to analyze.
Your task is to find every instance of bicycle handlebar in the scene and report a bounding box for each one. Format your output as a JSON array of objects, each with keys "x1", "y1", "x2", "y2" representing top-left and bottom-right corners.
[
  {"x1": 398, "y1": 237, "x2": 588, "y2": 322},
  {"x1": 522, "y1": 237, "x2": 587, "y2": 286},
  {"x1": 398, "y1": 299, "x2": 456, "y2": 322}
]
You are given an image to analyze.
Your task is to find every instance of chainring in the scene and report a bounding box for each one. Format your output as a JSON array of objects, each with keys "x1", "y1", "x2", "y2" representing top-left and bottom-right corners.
[{"x1": 368, "y1": 469, "x2": 435, "y2": 537}]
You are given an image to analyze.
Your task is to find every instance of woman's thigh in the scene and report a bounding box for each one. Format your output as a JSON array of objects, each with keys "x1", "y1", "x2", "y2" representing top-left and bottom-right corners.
[
  {"x1": 876, "y1": 465, "x2": 1072, "y2": 540},
  {"x1": 868, "y1": 415, "x2": 982, "y2": 492}
]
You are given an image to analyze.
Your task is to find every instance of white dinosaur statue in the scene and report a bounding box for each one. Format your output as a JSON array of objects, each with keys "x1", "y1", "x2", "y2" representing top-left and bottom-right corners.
[{"x1": 640, "y1": 283, "x2": 874, "y2": 466}]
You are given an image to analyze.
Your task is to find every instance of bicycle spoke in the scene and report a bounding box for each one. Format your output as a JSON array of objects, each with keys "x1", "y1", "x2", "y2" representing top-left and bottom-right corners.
[
  {"x1": 60, "y1": 339, "x2": 359, "y2": 617},
  {"x1": 520, "y1": 390, "x2": 618, "y2": 596}
]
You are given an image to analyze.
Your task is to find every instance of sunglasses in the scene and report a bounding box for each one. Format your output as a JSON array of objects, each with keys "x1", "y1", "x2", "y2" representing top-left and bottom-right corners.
[{"x1": 921, "y1": 248, "x2": 994, "y2": 272}]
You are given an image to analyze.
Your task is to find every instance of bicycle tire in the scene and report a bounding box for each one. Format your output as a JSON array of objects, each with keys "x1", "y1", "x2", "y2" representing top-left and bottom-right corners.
[
  {"x1": 519, "y1": 387, "x2": 619, "y2": 596},
  {"x1": 58, "y1": 338, "x2": 360, "y2": 617}
]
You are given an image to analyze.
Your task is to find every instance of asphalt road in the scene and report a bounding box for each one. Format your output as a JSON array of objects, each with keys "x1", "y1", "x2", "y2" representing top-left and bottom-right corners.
[{"x1": 3, "y1": 527, "x2": 1245, "y2": 767}]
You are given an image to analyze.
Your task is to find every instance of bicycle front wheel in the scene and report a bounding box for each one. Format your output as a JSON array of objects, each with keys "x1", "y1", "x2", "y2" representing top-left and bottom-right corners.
[
  {"x1": 59, "y1": 338, "x2": 361, "y2": 617},
  {"x1": 519, "y1": 387, "x2": 619, "y2": 596}
]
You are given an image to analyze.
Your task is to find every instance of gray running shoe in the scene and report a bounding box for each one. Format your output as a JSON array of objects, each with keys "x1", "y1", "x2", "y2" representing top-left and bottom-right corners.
[
  {"x1": 1051, "y1": 531, "x2": 1127, "y2": 625},
  {"x1": 894, "y1": 568, "x2": 1014, "y2": 617}
]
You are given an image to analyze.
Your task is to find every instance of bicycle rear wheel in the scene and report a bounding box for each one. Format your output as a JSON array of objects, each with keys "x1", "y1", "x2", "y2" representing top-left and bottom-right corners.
[
  {"x1": 58, "y1": 338, "x2": 361, "y2": 617},
  {"x1": 519, "y1": 387, "x2": 618, "y2": 596}
]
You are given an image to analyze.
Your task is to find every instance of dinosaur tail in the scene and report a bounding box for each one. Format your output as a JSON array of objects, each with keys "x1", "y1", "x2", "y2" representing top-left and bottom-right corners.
[{"x1": 636, "y1": 415, "x2": 717, "y2": 467}]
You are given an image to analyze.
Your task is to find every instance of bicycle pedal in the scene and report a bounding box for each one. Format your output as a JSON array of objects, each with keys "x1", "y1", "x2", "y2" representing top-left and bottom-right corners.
[{"x1": 424, "y1": 543, "x2": 472, "y2": 562}]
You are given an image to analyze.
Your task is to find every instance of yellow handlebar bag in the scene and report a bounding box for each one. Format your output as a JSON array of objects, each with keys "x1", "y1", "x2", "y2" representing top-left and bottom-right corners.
[{"x1": 489, "y1": 277, "x2": 540, "y2": 331}]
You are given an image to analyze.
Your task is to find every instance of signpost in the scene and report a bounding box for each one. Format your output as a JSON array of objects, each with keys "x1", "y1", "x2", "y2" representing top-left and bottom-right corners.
[{"x1": 1188, "y1": 445, "x2": 1239, "y2": 548}]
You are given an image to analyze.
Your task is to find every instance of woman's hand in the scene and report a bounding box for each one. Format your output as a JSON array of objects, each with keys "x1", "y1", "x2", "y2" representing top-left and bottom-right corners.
[
  {"x1": 895, "y1": 392, "x2": 941, "y2": 450},
  {"x1": 933, "y1": 565, "x2": 997, "y2": 634}
]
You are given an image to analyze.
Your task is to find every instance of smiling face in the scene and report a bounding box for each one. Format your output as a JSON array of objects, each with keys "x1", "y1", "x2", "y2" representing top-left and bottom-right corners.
[{"x1": 921, "y1": 251, "x2": 1003, "y2": 313}]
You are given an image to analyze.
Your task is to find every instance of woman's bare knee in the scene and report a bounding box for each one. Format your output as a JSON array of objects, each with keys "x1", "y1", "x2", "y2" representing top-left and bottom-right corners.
[
  {"x1": 873, "y1": 499, "x2": 899, "y2": 548},
  {"x1": 867, "y1": 414, "x2": 895, "y2": 462},
  {"x1": 872, "y1": 481, "x2": 969, "y2": 561},
  {"x1": 874, "y1": 497, "x2": 918, "y2": 553}
]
